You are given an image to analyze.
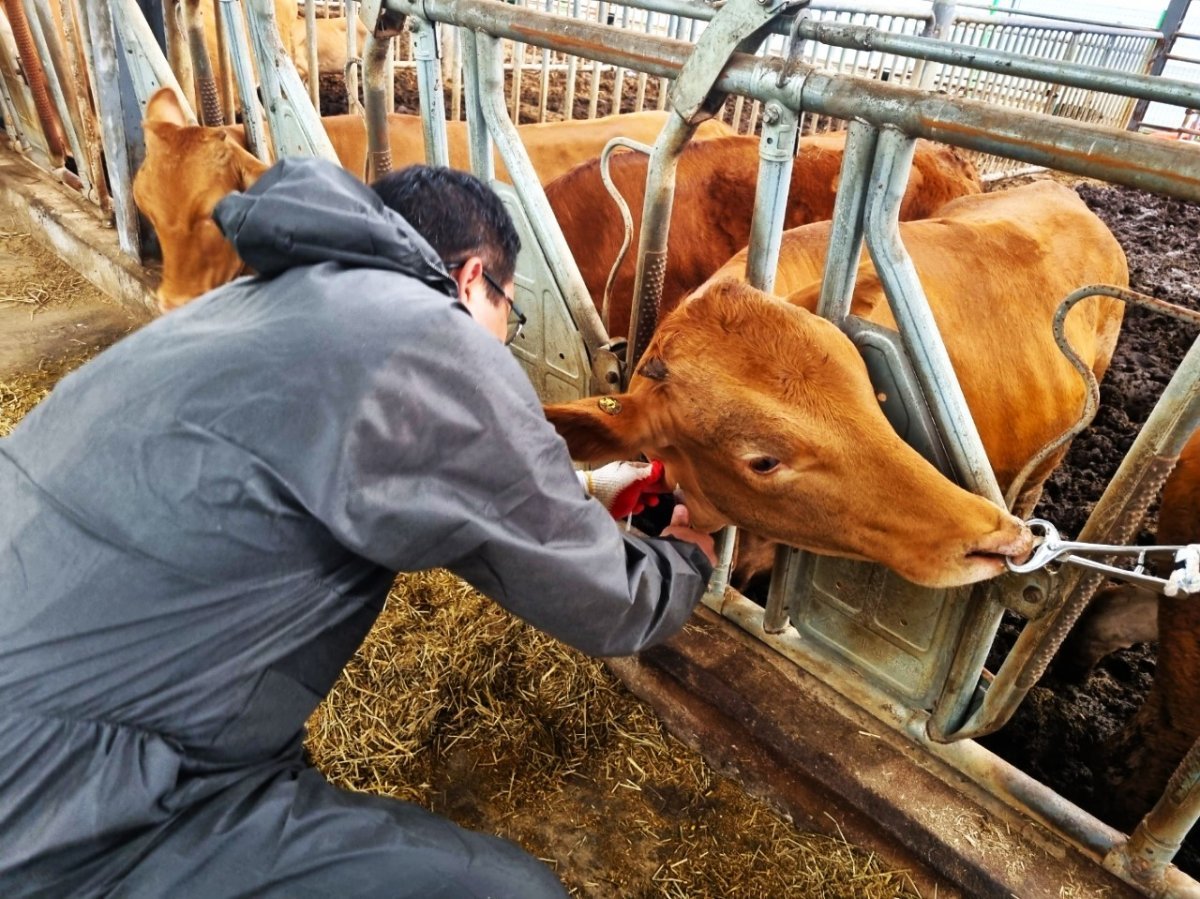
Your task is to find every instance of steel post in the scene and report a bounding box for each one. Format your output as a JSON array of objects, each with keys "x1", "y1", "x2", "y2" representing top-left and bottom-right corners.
[
  {"x1": 411, "y1": 14, "x2": 449, "y2": 167},
  {"x1": 864, "y1": 127, "x2": 1004, "y2": 504},
  {"x1": 86, "y1": 0, "x2": 141, "y2": 259},
  {"x1": 244, "y1": 0, "x2": 338, "y2": 162},
  {"x1": 218, "y1": 0, "x2": 268, "y2": 161}
]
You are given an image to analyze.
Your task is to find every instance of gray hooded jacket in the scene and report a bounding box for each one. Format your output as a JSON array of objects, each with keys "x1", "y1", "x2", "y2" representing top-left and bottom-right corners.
[{"x1": 0, "y1": 158, "x2": 709, "y2": 891}]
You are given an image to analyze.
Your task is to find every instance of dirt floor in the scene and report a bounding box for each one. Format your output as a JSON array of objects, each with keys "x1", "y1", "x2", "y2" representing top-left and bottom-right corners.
[
  {"x1": 979, "y1": 182, "x2": 1200, "y2": 876},
  {"x1": 0, "y1": 212, "x2": 921, "y2": 897}
]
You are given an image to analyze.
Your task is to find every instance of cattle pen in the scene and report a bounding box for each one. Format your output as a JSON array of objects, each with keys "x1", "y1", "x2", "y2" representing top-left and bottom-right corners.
[{"x1": 2, "y1": 0, "x2": 1200, "y2": 896}]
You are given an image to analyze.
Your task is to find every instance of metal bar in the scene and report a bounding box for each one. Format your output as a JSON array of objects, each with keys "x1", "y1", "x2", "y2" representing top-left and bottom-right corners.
[
  {"x1": 562, "y1": 0, "x2": 578, "y2": 118},
  {"x1": 244, "y1": 0, "x2": 339, "y2": 161},
  {"x1": 364, "y1": 30, "x2": 394, "y2": 177},
  {"x1": 792, "y1": 19, "x2": 1200, "y2": 110},
  {"x1": 383, "y1": 0, "x2": 1200, "y2": 201},
  {"x1": 86, "y1": 0, "x2": 141, "y2": 259},
  {"x1": 161, "y1": 0, "x2": 196, "y2": 111},
  {"x1": 710, "y1": 100, "x2": 802, "y2": 610},
  {"x1": 181, "y1": 0, "x2": 224, "y2": 125},
  {"x1": 475, "y1": 32, "x2": 610, "y2": 361},
  {"x1": 814, "y1": 120, "x2": 876, "y2": 322},
  {"x1": 22, "y1": 0, "x2": 90, "y2": 192},
  {"x1": 863, "y1": 127, "x2": 1004, "y2": 506},
  {"x1": 218, "y1": 0, "x2": 268, "y2": 161},
  {"x1": 111, "y1": 0, "x2": 199, "y2": 120},
  {"x1": 460, "y1": 28, "x2": 492, "y2": 180},
  {"x1": 412, "y1": 15, "x2": 450, "y2": 166},
  {"x1": 3, "y1": 0, "x2": 65, "y2": 161},
  {"x1": 1107, "y1": 732, "x2": 1200, "y2": 892},
  {"x1": 65, "y1": 0, "x2": 108, "y2": 209},
  {"x1": 306, "y1": 0, "x2": 320, "y2": 106},
  {"x1": 212, "y1": 0, "x2": 235, "y2": 121},
  {"x1": 346, "y1": 0, "x2": 361, "y2": 116}
]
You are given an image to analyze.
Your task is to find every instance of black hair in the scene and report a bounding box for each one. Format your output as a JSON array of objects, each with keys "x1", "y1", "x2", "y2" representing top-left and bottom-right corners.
[{"x1": 371, "y1": 165, "x2": 521, "y2": 289}]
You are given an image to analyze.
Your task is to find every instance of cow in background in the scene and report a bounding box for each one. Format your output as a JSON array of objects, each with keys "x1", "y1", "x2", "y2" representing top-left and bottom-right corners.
[
  {"x1": 545, "y1": 132, "x2": 982, "y2": 337},
  {"x1": 544, "y1": 182, "x2": 1124, "y2": 589},
  {"x1": 132, "y1": 88, "x2": 733, "y2": 311},
  {"x1": 291, "y1": 13, "x2": 368, "y2": 82}
]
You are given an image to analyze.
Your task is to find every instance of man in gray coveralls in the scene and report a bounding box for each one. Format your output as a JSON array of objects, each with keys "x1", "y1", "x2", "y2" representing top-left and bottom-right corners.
[{"x1": 0, "y1": 158, "x2": 716, "y2": 898}]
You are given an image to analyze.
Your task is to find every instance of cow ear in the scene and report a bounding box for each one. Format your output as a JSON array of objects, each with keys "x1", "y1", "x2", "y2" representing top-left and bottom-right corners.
[
  {"x1": 231, "y1": 144, "x2": 270, "y2": 192},
  {"x1": 144, "y1": 88, "x2": 188, "y2": 127},
  {"x1": 543, "y1": 393, "x2": 654, "y2": 463}
]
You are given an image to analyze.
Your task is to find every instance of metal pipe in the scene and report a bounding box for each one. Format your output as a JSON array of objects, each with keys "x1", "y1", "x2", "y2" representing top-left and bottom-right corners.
[
  {"x1": 382, "y1": 0, "x2": 1200, "y2": 201},
  {"x1": 86, "y1": 0, "x2": 141, "y2": 259},
  {"x1": 364, "y1": 30, "x2": 394, "y2": 178},
  {"x1": 21, "y1": 0, "x2": 89, "y2": 193},
  {"x1": 863, "y1": 127, "x2": 1004, "y2": 506},
  {"x1": 814, "y1": 120, "x2": 877, "y2": 322},
  {"x1": 346, "y1": 0, "x2": 361, "y2": 116},
  {"x1": 459, "y1": 28, "x2": 493, "y2": 181},
  {"x1": 1107, "y1": 734, "x2": 1200, "y2": 893},
  {"x1": 161, "y1": 0, "x2": 196, "y2": 111},
  {"x1": 63, "y1": 0, "x2": 107, "y2": 209},
  {"x1": 218, "y1": 0, "x2": 268, "y2": 161},
  {"x1": 306, "y1": 0, "x2": 319, "y2": 107},
  {"x1": 792, "y1": 18, "x2": 1200, "y2": 110},
  {"x1": 3, "y1": 0, "x2": 65, "y2": 161},
  {"x1": 626, "y1": 112, "x2": 695, "y2": 372},
  {"x1": 181, "y1": 0, "x2": 224, "y2": 125},
  {"x1": 244, "y1": 0, "x2": 338, "y2": 161},
  {"x1": 110, "y1": 0, "x2": 198, "y2": 122},
  {"x1": 212, "y1": 0, "x2": 236, "y2": 122},
  {"x1": 474, "y1": 33, "x2": 610, "y2": 365},
  {"x1": 411, "y1": 15, "x2": 449, "y2": 167}
]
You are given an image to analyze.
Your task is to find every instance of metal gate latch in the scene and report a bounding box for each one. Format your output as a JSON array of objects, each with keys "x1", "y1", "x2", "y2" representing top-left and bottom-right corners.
[{"x1": 1005, "y1": 518, "x2": 1200, "y2": 596}]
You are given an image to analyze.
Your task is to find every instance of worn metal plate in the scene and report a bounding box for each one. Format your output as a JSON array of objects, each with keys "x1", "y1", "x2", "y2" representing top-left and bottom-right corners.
[
  {"x1": 492, "y1": 182, "x2": 593, "y2": 404},
  {"x1": 782, "y1": 315, "x2": 969, "y2": 708}
]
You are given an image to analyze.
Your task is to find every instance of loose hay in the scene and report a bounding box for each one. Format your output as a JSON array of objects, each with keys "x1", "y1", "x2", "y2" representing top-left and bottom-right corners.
[
  {"x1": 0, "y1": 217, "x2": 110, "y2": 315},
  {"x1": 0, "y1": 351, "x2": 98, "y2": 436},
  {"x1": 307, "y1": 570, "x2": 924, "y2": 898}
]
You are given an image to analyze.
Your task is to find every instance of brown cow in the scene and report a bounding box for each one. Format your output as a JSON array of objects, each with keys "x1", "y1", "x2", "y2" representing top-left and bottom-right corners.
[
  {"x1": 133, "y1": 87, "x2": 733, "y2": 311},
  {"x1": 291, "y1": 14, "x2": 368, "y2": 81},
  {"x1": 545, "y1": 132, "x2": 982, "y2": 337},
  {"x1": 543, "y1": 181, "x2": 1125, "y2": 589}
]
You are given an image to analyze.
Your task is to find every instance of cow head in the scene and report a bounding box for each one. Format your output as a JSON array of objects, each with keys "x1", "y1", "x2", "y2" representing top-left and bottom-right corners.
[
  {"x1": 133, "y1": 88, "x2": 269, "y2": 313},
  {"x1": 545, "y1": 279, "x2": 1032, "y2": 588}
]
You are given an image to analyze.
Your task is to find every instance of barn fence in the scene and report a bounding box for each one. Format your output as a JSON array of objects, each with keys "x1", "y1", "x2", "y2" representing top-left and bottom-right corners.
[{"x1": 3, "y1": 0, "x2": 1200, "y2": 894}]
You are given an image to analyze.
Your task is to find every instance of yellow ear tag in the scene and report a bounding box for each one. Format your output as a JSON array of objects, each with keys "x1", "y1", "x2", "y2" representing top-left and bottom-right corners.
[{"x1": 597, "y1": 396, "x2": 622, "y2": 416}]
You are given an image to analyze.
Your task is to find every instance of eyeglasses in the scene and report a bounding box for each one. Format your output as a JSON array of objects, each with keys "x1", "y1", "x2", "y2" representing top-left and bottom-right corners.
[
  {"x1": 480, "y1": 269, "x2": 527, "y2": 346},
  {"x1": 446, "y1": 260, "x2": 526, "y2": 346}
]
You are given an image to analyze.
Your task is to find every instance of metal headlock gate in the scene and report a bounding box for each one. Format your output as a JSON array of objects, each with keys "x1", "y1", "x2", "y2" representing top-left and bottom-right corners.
[{"x1": 2, "y1": 0, "x2": 1200, "y2": 894}]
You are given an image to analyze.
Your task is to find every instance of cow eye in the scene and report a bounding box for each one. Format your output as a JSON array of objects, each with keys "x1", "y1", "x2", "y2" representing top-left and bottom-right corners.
[{"x1": 749, "y1": 456, "x2": 780, "y2": 474}]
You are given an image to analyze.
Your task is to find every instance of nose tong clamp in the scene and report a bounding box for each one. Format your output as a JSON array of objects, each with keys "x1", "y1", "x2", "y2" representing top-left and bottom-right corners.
[{"x1": 1005, "y1": 518, "x2": 1200, "y2": 596}]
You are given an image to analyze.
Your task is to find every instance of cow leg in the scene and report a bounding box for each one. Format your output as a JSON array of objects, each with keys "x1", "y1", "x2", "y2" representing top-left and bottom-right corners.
[{"x1": 113, "y1": 764, "x2": 569, "y2": 898}]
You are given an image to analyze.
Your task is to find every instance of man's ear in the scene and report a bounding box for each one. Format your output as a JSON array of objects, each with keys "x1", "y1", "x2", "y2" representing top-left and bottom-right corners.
[{"x1": 544, "y1": 393, "x2": 655, "y2": 463}]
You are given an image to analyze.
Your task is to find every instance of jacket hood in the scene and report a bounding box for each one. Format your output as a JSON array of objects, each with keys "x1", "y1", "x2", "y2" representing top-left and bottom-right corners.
[{"x1": 213, "y1": 156, "x2": 458, "y2": 297}]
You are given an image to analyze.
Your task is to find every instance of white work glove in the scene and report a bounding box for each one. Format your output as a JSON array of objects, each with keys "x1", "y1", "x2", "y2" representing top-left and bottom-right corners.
[
  {"x1": 576, "y1": 460, "x2": 666, "y2": 519},
  {"x1": 1165, "y1": 545, "x2": 1200, "y2": 597}
]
